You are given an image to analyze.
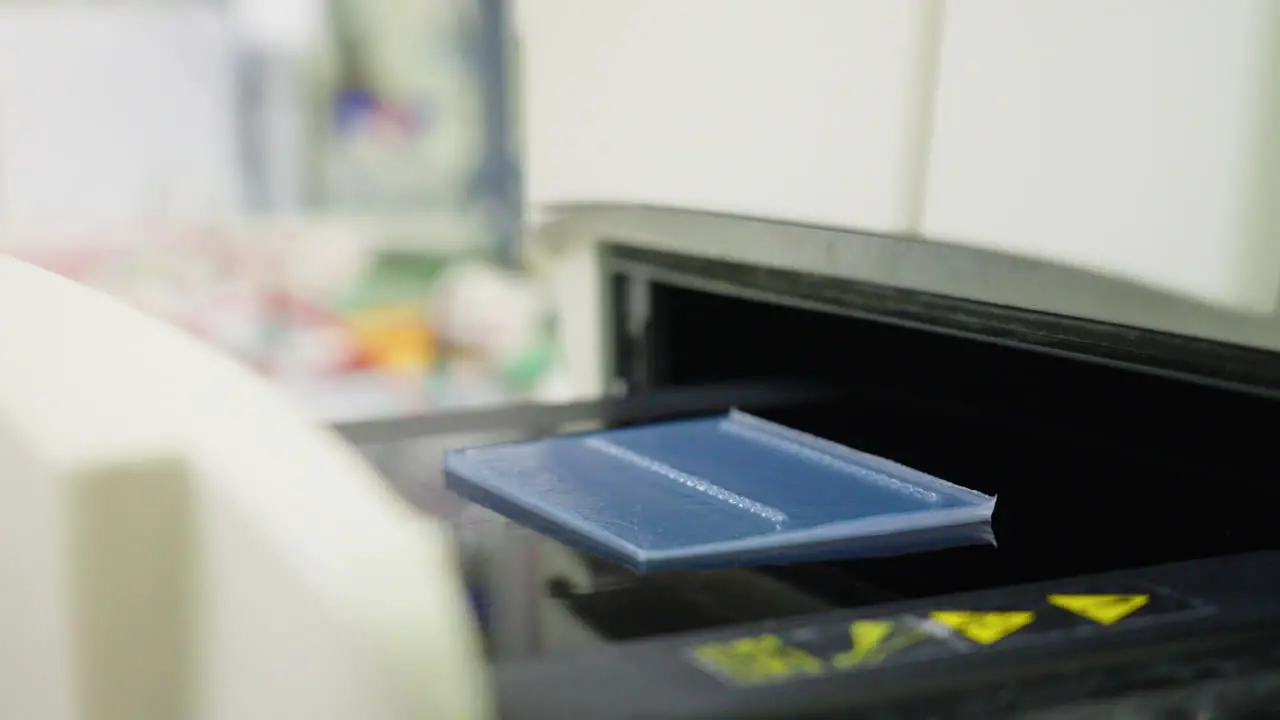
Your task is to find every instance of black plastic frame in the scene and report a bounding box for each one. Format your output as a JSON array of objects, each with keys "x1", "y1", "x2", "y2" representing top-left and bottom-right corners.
[{"x1": 489, "y1": 243, "x2": 1280, "y2": 719}]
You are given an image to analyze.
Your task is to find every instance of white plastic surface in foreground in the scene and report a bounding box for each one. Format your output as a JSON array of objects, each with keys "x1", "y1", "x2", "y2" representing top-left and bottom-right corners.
[
  {"x1": 518, "y1": 0, "x2": 941, "y2": 234},
  {"x1": 0, "y1": 257, "x2": 491, "y2": 720},
  {"x1": 922, "y1": 0, "x2": 1280, "y2": 312}
]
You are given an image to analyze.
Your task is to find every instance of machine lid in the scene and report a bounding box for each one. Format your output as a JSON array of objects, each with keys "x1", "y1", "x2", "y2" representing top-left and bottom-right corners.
[
  {"x1": 536, "y1": 204, "x2": 1280, "y2": 356},
  {"x1": 444, "y1": 410, "x2": 995, "y2": 572}
]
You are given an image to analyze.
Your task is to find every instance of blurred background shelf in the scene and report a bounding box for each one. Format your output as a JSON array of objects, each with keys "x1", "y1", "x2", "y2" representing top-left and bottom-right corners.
[{"x1": 0, "y1": 0, "x2": 536, "y2": 425}]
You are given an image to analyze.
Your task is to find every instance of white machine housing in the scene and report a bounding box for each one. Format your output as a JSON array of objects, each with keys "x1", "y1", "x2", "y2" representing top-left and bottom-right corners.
[{"x1": 0, "y1": 257, "x2": 491, "y2": 720}]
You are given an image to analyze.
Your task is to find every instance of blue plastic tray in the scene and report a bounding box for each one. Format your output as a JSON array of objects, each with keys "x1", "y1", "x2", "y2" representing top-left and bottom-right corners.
[{"x1": 445, "y1": 410, "x2": 996, "y2": 572}]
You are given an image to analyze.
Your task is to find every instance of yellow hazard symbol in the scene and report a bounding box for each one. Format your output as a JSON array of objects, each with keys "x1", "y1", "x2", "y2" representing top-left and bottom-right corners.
[
  {"x1": 1048, "y1": 594, "x2": 1150, "y2": 626},
  {"x1": 929, "y1": 611, "x2": 1036, "y2": 645},
  {"x1": 692, "y1": 634, "x2": 824, "y2": 685},
  {"x1": 832, "y1": 619, "x2": 929, "y2": 669}
]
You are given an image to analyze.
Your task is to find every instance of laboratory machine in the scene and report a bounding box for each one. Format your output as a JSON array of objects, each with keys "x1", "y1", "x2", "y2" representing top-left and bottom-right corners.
[{"x1": 8, "y1": 1, "x2": 1280, "y2": 717}]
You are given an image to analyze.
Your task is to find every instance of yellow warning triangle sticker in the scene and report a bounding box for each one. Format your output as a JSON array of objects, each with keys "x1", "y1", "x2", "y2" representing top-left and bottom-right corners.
[
  {"x1": 1047, "y1": 594, "x2": 1149, "y2": 626},
  {"x1": 929, "y1": 611, "x2": 1036, "y2": 645}
]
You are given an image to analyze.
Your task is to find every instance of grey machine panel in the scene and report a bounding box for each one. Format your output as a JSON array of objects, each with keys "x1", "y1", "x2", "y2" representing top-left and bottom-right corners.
[{"x1": 537, "y1": 203, "x2": 1280, "y2": 353}]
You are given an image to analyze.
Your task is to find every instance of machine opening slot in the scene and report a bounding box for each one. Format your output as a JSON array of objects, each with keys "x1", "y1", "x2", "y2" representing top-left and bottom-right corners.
[{"x1": 636, "y1": 281, "x2": 1280, "y2": 606}]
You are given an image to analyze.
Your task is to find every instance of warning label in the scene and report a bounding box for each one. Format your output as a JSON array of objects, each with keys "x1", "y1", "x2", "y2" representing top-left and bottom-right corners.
[
  {"x1": 689, "y1": 614, "x2": 962, "y2": 687},
  {"x1": 686, "y1": 581, "x2": 1213, "y2": 687},
  {"x1": 1022, "y1": 582, "x2": 1212, "y2": 638},
  {"x1": 1048, "y1": 594, "x2": 1150, "y2": 625},
  {"x1": 929, "y1": 610, "x2": 1036, "y2": 645},
  {"x1": 924, "y1": 582, "x2": 1211, "y2": 649}
]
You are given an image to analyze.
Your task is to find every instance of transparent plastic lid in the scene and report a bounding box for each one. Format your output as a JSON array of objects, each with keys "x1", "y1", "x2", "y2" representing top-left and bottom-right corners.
[{"x1": 445, "y1": 410, "x2": 996, "y2": 572}]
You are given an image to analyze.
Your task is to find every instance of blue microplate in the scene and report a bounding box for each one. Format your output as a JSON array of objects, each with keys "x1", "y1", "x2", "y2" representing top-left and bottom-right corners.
[{"x1": 444, "y1": 410, "x2": 996, "y2": 573}]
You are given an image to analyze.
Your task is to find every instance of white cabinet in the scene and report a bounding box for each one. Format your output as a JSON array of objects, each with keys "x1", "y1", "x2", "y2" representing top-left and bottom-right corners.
[
  {"x1": 922, "y1": 0, "x2": 1280, "y2": 311},
  {"x1": 518, "y1": 0, "x2": 940, "y2": 234}
]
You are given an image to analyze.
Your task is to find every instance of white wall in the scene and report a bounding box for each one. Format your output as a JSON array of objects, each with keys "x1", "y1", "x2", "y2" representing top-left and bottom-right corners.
[
  {"x1": 0, "y1": 6, "x2": 241, "y2": 232},
  {"x1": 519, "y1": 1, "x2": 1280, "y2": 314},
  {"x1": 923, "y1": 0, "x2": 1280, "y2": 312},
  {"x1": 517, "y1": 0, "x2": 941, "y2": 235}
]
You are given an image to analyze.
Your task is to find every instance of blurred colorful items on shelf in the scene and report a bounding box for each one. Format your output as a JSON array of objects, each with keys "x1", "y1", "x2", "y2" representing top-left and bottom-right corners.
[
  {"x1": 346, "y1": 304, "x2": 437, "y2": 376},
  {"x1": 335, "y1": 90, "x2": 423, "y2": 138},
  {"x1": 1, "y1": 219, "x2": 555, "y2": 419}
]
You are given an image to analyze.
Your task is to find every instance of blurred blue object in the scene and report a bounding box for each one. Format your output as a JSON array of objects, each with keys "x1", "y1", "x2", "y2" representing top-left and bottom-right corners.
[
  {"x1": 333, "y1": 89, "x2": 377, "y2": 131},
  {"x1": 445, "y1": 410, "x2": 996, "y2": 573}
]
